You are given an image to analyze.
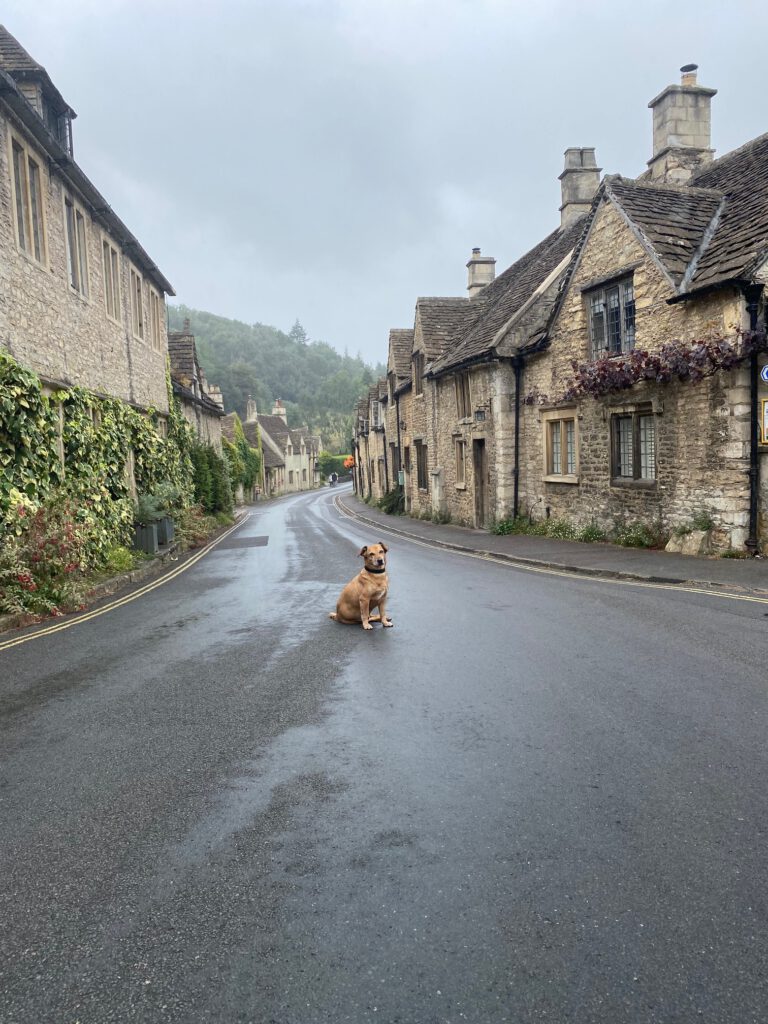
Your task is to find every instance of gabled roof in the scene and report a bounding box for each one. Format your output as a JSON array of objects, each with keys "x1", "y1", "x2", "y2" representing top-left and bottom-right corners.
[
  {"x1": 606, "y1": 177, "x2": 723, "y2": 287},
  {"x1": 0, "y1": 24, "x2": 74, "y2": 116},
  {"x1": 415, "y1": 297, "x2": 474, "y2": 361},
  {"x1": 387, "y1": 329, "x2": 413, "y2": 379},
  {"x1": 168, "y1": 331, "x2": 223, "y2": 416},
  {"x1": 594, "y1": 133, "x2": 768, "y2": 298},
  {"x1": 257, "y1": 414, "x2": 291, "y2": 450},
  {"x1": 688, "y1": 132, "x2": 768, "y2": 289},
  {"x1": 167, "y1": 332, "x2": 197, "y2": 385},
  {"x1": 430, "y1": 217, "x2": 586, "y2": 376}
]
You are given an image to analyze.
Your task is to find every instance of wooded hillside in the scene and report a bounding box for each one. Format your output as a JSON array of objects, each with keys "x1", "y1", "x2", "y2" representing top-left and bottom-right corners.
[{"x1": 167, "y1": 306, "x2": 384, "y2": 453}]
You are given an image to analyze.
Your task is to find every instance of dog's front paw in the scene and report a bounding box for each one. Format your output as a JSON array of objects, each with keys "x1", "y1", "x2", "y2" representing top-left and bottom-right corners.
[
  {"x1": 362, "y1": 622, "x2": 373, "y2": 630},
  {"x1": 382, "y1": 619, "x2": 394, "y2": 628}
]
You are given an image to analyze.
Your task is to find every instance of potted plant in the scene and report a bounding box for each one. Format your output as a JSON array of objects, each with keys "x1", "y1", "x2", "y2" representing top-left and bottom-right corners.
[
  {"x1": 133, "y1": 493, "x2": 163, "y2": 554},
  {"x1": 153, "y1": 482, "x2": 183, "y2": 547}
]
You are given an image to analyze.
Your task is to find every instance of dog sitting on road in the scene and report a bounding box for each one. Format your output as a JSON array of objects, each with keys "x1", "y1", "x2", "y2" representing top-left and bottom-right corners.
[{"x1": 329, "y1": 542, "x2": 393, "y2": 630}]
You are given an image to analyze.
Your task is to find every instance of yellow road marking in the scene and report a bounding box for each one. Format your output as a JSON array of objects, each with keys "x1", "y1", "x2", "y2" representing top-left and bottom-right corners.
[
  {"x1": 334, "y1": 496, "x2": 768, "y2": 609},
  {"x1": 0, "y1": 515, "x2": 251, "y2": 653}
]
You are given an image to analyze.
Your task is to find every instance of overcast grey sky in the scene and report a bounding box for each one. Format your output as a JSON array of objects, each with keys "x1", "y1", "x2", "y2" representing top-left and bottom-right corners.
[{"x1": 5, "y1": 0, "x2": 768, "y2": 364}]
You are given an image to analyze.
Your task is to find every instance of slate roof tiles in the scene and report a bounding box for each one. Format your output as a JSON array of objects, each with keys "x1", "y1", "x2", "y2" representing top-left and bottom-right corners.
[{"x1": 430, "y1": 217, "x2": 586, "y2": 375}]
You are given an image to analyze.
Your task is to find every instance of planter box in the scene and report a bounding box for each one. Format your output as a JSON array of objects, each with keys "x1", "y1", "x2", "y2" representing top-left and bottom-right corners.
[
  {"x1": 157, "y1": 516, "x2": 175, "y2": 546},
  {"x1": 133, "y1": 522, "x2": 159, "y2": 555}
]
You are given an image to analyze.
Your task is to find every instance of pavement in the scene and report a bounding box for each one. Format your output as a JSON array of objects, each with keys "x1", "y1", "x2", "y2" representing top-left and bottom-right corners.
[{"x1": 339, "y1": 489, "x2": 768, "y2": 596}]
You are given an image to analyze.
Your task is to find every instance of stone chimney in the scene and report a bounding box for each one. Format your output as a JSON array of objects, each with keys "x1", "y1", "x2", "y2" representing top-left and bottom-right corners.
[
  {"x1": 559, "y1": 148, "x2": 601, "y2": 228},
  {"x1": 245, "y1": 395, "x2": 258, "y2": 423},
  {"x1": 182, "y1": 317, "x2": 191, "y2": 333},
  {"x1": 208, "y1": 384, "x2": 225, "y2": 410},
  {"x1": 272, "y1": 399, "x2": 288, "y2": 423},
  {"x1": 466, "y1": 248, "x2": 496, "y2": 298},
  {"x1": 647, "y1": 65, "x2": 717, "y2": 183}
]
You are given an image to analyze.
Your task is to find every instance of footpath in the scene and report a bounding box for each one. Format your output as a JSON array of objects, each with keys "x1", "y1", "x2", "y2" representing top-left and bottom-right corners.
[{"x1": 338, "y1": 492, "x2": 768, "y2": 597}]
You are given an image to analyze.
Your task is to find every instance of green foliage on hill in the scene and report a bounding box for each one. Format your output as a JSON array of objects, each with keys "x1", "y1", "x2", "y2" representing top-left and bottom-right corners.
[{"x1": 168, "y1": 306, "x2": 384, "y2": 453}]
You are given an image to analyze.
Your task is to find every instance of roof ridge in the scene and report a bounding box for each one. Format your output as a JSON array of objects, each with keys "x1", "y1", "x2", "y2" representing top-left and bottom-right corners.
[{"x1": 693, "y1": 130, "x2": 768, "y2": 181}]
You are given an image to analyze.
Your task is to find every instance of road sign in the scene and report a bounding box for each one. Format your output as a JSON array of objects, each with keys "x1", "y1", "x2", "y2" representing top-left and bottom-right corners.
[{"x1": 761, "y1": 365, "x2": 768, "y2": 382}]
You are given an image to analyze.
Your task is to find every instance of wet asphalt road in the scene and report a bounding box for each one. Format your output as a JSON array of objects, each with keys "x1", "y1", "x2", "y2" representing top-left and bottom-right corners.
[{"x1": 1, "y1": 485, "x2": 768, "y2": 1024}]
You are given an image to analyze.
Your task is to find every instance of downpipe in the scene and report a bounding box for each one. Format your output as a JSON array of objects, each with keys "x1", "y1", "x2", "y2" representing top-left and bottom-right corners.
[{"x1": 743, "y1": 284, "x2": 763, "y2": 555}]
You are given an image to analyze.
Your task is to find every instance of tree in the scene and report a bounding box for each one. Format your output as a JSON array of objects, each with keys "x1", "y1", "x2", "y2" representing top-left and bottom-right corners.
[{"x1": 289, "y1": 320, "x2": 309, "y2": 346}]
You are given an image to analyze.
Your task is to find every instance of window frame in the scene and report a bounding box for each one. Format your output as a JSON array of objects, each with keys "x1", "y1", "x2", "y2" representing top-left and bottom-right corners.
[
  {"x1": 10, "y1": 133, "x2": 48, "y2": 266},
  {"x1": 541, "y1": 408, "x2": 579, "y2": 484},
  {"x1": 455, "y1": 437, "x2": 467, "y2": 488},
  {"x1": 586, "y1": 275, "x2": 636, "y2": 359},
  {"x1": 64, "y1": 194, "x2": 90, "y2": 298},
  {"x1": 148, "y1": 286, "x2": 163, "y2": 353},
  {"x1": 413, "y1": 351, "x2": 424, "y2": 396},
  {"x1": 414, "y1": 439, "x2": 428, "y2": 490},
  {"x1": 610, "y1": 406, "x2": 657, "y2": 486},
  {"x1": 102, "y1": 237, "x2": 122, "y2": 323},
  {"x1": 455, "y1": 372, "x2": 472, "y2": 419},
  {"x1": 129, "y1": 265, "x2": 145, "y2": 341}
]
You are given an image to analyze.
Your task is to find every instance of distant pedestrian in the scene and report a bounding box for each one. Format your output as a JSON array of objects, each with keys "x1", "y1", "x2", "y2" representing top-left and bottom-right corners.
[{"x1": 329, "y1": 472, "x2": 338, "y2": 486}]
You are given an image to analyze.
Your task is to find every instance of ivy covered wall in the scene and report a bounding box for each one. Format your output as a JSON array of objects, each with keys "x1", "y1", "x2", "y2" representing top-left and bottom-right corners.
[{"x1": 1, "y1": 351, "x2": 195, "y2": 561}]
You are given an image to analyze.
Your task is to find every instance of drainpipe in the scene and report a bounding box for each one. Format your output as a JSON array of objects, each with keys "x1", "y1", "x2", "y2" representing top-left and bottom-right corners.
[
  {"x1": 395, "y1": 393, "x2": 403, "y2": 493},
  {"x1": 743, "y1": 284, "x2": 763, "y2": 555},
  {"x1": 512, "y1": 356, "x2": 522, "y2": 520},
  {"x1": 382, "y1": 424, "x2": 389, "y2": 492}
]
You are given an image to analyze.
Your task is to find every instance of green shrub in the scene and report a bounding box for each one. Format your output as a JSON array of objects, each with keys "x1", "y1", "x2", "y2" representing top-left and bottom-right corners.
[
  {"x1": 378, "y1": 489, "x2": 405, "y2": 516},
  {"x1": 614, "y1": 521, "x2": 658, "y2": 548},
  {"x1": 576, "y1": 521, "x2": 607, "y2": 543}
]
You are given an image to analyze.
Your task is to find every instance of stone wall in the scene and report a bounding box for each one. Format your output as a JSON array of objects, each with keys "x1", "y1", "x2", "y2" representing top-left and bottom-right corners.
[
  {"x1": 0, "y1": 112, "x2": 169, "y2": 413},
  {"x1": 518, "y1": 199, "x2": 756, "y2": 549}
]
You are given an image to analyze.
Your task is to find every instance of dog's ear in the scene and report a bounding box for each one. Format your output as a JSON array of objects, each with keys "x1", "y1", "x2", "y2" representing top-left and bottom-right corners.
[
  {"x1": 359, "y1": 545, "x2": 368, "y2": 557},
  {"x1": 379, "y1": 542, "x2": 388, "y2": 553}
]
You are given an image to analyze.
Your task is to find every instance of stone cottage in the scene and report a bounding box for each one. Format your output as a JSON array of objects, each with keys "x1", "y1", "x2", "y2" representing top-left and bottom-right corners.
[
  {"x1": 168, "y1": 320, "x2": 224, "y2": 449},
  {"x1": 517, "y1": 66, "x2": 768, "y2": 552},
  {"x1": 252, "y1": 399, "x2": 320, "y2": 497},
  {"x1": 355, "y1": 65, "x2": 768, "y2": 552},
  {"x1": 0, "y1": 26, "x2": 174, "y2": 424}
]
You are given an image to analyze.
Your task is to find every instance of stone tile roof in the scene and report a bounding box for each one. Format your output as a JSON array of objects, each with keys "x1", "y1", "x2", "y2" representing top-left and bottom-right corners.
[
  {"x1": 377, "y1": 377, "x2": 388, "y2": 401},
  {"x1": 168, "y1": 331, "x2": 223, "y2": 416},
  {"x1": 430, "y1": 217, "x2": 586, "y2": 375},
  {"x1": 388, "y1": 329, "x2": 413, "y2": 380},
  {"x1": 606, "y1": 177, "x2": 723, "y2": 286},
  {"x1": 599, "y1": 133, "x2": 768, "y2": 296},
  {"x1": 0, "y1": 25, "x2": 74, "y2": 116},
  {"x1": 416, "y1": 297, "x2": 473, "y2": 361},
  {"x1": 167, "y1": 332, "x2": 196, "y2": 385},
  {"x1": 0, "y1": 26, "x2": 41, "y2": 71},
  {"x1": 689, "y1": 132, "x2": 768, "y2": 289},
  {"x1": 257, "y1": 414, "x2": 291, "y2": 450},
  {"x1": 261, "y1": 443, "x2": 284, "y2": 469}
]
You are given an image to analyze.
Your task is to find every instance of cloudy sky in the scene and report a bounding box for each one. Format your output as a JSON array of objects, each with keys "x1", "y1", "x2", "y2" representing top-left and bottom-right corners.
[{"x1": 5, "y1": 0, "x2": 768, "y2": 364}]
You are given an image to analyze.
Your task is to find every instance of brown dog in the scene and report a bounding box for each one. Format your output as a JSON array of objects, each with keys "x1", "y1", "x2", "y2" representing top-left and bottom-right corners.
[{"x1": 329, "y1": 542, "x2": 393, "y2": 630}]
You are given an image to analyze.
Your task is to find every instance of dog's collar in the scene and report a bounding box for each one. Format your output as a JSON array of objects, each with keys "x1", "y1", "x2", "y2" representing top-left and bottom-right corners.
[{"x1": 363, "y1": 566, "x2": 387, "y2": 575}]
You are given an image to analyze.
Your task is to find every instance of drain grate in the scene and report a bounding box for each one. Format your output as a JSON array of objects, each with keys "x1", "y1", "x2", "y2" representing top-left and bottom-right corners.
[{"x1": 218, "y1": 536, "x2": 269, "y2": 549}]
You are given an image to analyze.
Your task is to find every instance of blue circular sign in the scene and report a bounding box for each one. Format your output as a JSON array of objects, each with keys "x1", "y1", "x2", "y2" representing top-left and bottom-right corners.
[{"x1": 762, "y1": 365, "x2": 768, "y2": 382}]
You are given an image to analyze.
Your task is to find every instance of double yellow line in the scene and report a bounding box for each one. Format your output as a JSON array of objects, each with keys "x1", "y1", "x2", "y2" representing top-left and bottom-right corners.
[
  {"x1": 335, "y1": 496, "x2": 768, "y2": 609},
  {"x1": 0, "y1": 515, "x2": 249, "y2": 654}
]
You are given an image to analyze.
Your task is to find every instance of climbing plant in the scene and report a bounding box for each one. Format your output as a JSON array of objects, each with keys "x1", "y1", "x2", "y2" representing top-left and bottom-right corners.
[
  {"x1": 524, "y1": 329, "x2": 767, "y2": 406},
  {"x1": 0, "y1": 351, "x2": 201, "y2": 612}
]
